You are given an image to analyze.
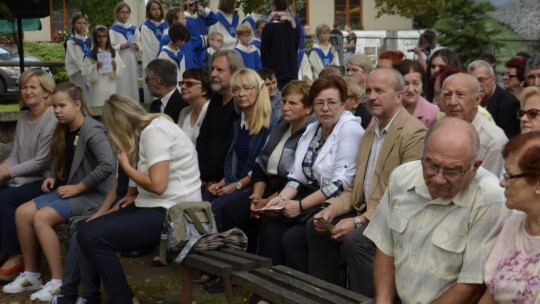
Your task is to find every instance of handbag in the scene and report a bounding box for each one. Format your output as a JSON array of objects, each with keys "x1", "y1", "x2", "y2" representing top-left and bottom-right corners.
[{"x1": 159, "y1": 201, "x2": 217, "y2": 265}]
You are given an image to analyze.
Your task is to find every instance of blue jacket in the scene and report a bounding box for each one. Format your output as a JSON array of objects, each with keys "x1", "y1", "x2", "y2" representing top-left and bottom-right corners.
[{"x1": 223, "y1": 113, "x2": 278, "y2": 183}]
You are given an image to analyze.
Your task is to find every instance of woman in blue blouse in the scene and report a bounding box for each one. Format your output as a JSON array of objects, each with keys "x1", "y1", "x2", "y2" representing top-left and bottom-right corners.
[{"x1": 205, "y1": 68, "x2": 277, "y2": 230}]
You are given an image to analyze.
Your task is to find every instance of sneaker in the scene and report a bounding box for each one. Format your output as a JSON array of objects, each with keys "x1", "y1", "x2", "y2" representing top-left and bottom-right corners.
[
  {"x1": 75, "y1": 298, "x2": 88, "y2": 304},
  {"x1": 30, "y1": 280, "x2": 61, "y2": 302},
  {"x1": 2, "y1": 272, "x2": 42, "y2": 293}
]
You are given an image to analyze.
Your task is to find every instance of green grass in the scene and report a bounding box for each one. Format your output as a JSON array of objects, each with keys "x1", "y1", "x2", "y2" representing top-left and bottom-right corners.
[{"x1": 0, "y1": 103, "x2": 19, "y2": 112}]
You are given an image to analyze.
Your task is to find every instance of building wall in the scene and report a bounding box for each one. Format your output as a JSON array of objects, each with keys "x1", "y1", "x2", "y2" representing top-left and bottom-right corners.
[
  {"x1": 24, "y1": 17, "x2": 51, "y2": 42},
  {"x1": 362, "y1": 0, "x2": 412, "y2": 30}
]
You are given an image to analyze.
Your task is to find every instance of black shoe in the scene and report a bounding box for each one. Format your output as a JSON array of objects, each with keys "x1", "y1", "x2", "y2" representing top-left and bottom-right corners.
[
  {"x1": 194, "y1": 274, "x2": 213, "y2": 285},
  {"x1": 120, "y1": 249, "x2": 152, "y2": 258},
  {"x1": 206, "y1": 278, "x2": 224, "y2": 294}
]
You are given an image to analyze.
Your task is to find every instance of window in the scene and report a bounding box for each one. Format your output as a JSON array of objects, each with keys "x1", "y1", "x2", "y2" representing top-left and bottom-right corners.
[
  {"x1": 50, "y1": 0, "x2": 78, "y2": 33},
  {"x1": 335, "y1": 0, "x2": 362, "y2": 29}
]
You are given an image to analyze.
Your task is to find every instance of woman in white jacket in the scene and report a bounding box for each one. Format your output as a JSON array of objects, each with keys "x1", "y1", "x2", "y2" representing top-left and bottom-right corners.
[{"x1": 262, "y1": 75, "x2": 364, "y2": 273}]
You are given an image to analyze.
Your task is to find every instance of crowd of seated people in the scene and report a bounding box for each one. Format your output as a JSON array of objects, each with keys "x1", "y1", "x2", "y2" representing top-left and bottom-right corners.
[{"x1": 2, "y1": 0, "x2": 540, "y2": 302}]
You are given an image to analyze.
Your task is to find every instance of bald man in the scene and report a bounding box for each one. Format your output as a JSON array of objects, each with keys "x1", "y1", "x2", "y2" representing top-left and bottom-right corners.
[
  {"x1": 439, "y1": 73, "x2": 507, "y2": 176},
  {"x1": 365, "y1": 118, "x2": 508, "y2": 303}
]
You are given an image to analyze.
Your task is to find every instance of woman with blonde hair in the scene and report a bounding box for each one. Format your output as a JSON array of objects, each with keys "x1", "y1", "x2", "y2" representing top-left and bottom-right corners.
[
  {"x1": 0, "y1": 70, "x2": 57, "y2": 281},
  {"x1": 78, "y1": 94, "x2": 201, "y2": 303},
  {"x1": 4, "y1": 83, "x2": 115, "y2": 302},
  {"x1": 205, "y1": 68, "x2": 278, "y2": 230}
]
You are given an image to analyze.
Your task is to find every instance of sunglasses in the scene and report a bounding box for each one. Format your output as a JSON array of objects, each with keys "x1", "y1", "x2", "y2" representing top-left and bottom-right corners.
[{"x1": 517, "y1": 108, "x2": 540, "y2": 119}]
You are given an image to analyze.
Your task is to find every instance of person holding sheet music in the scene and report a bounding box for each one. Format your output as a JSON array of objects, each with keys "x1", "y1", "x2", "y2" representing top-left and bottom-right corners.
[{"x1": 109, "y1": 2, "x2": 140, "y2": 102}]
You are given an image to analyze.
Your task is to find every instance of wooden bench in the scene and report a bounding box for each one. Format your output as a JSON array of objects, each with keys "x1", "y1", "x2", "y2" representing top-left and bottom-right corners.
[{"x1": 181, "y1": 249, "x2": 373, "y2": 304}]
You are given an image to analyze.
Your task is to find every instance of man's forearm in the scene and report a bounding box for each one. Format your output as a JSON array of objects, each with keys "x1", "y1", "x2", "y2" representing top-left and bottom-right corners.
[
  {"x1": 373, "y1": 249, "x2": 396, "y2": 304},
  {"x1": 431, "y1": 283, "x2": 485, "y2": 304}
]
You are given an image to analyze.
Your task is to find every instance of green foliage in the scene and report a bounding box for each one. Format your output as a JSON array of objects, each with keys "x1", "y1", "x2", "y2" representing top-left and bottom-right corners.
[
  {"x1": 373, "y1": 0, "x2": 443, "y2": 28},
  {"x1": 236, "y1": 0, "x2": 271, "y2": 15},
  {"x1": 23, "y1": 42, "x2": 68, "y2": 83},
  {"x1": 434, "y1": 0, "x2": 501, "y2": 66},
  {"x1": 67, "y1": 0, "x2": 117, "y2": 31}
]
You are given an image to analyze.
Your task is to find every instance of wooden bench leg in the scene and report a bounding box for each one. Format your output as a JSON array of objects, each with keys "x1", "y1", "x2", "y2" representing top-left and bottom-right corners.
[
  {"x1": 223, "y1": 277, "x2": 234, "y2": 304},
  {"x1": 181, "y1": 265, "x2": 194, "y2": 304}
]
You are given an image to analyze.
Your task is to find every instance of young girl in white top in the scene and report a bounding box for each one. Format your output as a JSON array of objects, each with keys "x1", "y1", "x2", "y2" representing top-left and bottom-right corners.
[
  {"x1": 209, "y1": 0, "x2": 238, "y2": 50},
  {"x1": 78, "y1": 94, "x2": 201, "y2": 303},
  {"x1": 65, "y1": 13, "x2": 92, "y2": 101},
  {"x1": 309, "y1": 23, "x2": 340, "y2": 79},
  {"x1": 110, "y1": 2, "x2": 141, "y2": 102},
  {"x1": 82, "y1": 26, "x2": 125, "y2": 107},
  {"x1": 140, "y1": 0, "x2": 168, "y2": 104}
]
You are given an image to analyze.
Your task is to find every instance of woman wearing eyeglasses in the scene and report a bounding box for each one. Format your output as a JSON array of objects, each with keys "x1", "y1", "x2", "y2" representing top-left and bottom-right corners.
[
  {"x1": 177, "y1": 68, "x2": 212, "y2": 144},
  {"x1": 480, "y1": 131, "x2": 540, "y2": 304},
  {"x1": 261, "y1": 76, "x2": 364, "y2": 273},
  {"x1": 518, "y1": 87, "x2": 540, "y2": 134},
  {"x1": 205, "y1": 68, "x2": 278, "y2": 230}
]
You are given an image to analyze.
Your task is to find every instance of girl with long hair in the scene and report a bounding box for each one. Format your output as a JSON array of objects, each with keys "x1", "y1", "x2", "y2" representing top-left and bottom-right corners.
[
  {"x1": 82, "y1": 25, "x2": 125, "y2": 107},
  {"x1": 3, "y1": 83, "x2": 115, "y2": 302}
]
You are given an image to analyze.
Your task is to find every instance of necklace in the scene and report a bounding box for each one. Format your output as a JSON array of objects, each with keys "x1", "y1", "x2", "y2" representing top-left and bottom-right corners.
[{"x1": 525, "y1": 217, "x2": 540, "y2": 236}]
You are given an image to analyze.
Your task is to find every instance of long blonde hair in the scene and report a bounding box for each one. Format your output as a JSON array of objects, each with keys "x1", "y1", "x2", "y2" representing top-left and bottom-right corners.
[
  {"x1": 18, "y1": 70, "x2": 55, "y2": 108},
  {"x1": 50, "y1": 82, "x2": 92, "y2": 179},
  {"x1": 102, "y1": 94, "x2": 171, "y2": 163},
  {"x1": 230, "y1": 68, "x2": 271, "y2": 135}
]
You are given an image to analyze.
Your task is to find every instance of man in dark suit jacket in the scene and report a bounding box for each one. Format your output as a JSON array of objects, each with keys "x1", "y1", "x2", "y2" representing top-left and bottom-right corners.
[
  {"x1": 146, "y1": 59, "x2": 188, "y2": 123},
  {"x1": 468, "y1": 59, "x2": 520, "y2": 138}
]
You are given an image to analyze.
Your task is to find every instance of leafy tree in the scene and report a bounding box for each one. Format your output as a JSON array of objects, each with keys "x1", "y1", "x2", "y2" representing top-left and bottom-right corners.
[
  {"x1": 67, "y1": 0, "x2": 117, "y2": 31},
  {"x1": 373, "y1": 0, "x2": 443, "y2": 28},
  {"x1": 434, "y1": 0, "x2": 500, "y2": 65}
]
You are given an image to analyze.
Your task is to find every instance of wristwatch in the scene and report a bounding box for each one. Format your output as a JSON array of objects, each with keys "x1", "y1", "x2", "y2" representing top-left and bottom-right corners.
[
  {"x1": 354, "y1": 216, "x2": 363, "y2": 229},
  {"x1": 235, "y1": 182, "x2": 243, "y2": 190}
]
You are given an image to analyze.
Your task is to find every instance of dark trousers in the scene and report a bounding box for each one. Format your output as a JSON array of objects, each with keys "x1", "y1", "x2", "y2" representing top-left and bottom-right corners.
[
  {"x1": 0, "y1": 182, "x2": 44, "y2": 254},
  {"x1": 77, "y1": 204, "x2": 166, "y2": 304},
  {"x1": 58, "y1": 232, "x2": 101, "y2": 304},
  {"x1": 203, "y1": 188, "x2": 249, "y2": 232},
  {"x1": 306, "y1": 212, "x2": 376, "y2": 298},
  {"x1": 259, "y1": 216, "x2": 309, "y2": 273}
]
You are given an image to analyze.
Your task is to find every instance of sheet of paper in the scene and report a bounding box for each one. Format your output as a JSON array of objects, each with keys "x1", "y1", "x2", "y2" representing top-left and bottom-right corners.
[
  {"x1": 255, "y1": 206, "x2": 284, "y2": 212},
  {"x1": 97, "y1": 52, "x2": 113, "y2": 74},
  {"x1": 127, "y1": 34, "x2": 136, "y2": 47}
]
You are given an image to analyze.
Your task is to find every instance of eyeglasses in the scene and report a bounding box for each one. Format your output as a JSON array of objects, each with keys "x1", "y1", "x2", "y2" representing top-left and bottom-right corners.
[
  {"x1": 179, "y1": 80, "x2": 202, "y2": 88},
  {"x1": 421, "y1": 159, "x2": 472, "y2": 179},
  {"x1": 240, "y1": 34, "x2": 252, "y2": 39},
  {"x1": 502, "y1": 73, "x2": 518, "y2": 78},
  {"x1": 502, "y1": 172, "x2": 535, "y2": 183},
  {"x1": 346, "y1": 95, "x2": 358, "y2": 100},
  {"x1": 346, "y1": 67, "x2": 365, "y2": 73},
  {"x1": 231, "y1": 85, "x2": 257, "y2": 96},
  {"x1": 517, "y1": 108, "x2": 540, "y2": 120},
  {"x1": 144, "y1": 76, "x2": 158, "y2": 83},
  {"x1": 313, "y1": 99, "x2": 341, "y2": 111}
]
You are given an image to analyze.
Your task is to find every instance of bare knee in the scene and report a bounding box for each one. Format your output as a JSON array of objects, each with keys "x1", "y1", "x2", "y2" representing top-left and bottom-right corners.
[
  {"x1": 15, "y1": 201, "x2": 37, "y2": 226},
  {"x1": 33, "y1": 207, "x2": 66, "y2": 230}
]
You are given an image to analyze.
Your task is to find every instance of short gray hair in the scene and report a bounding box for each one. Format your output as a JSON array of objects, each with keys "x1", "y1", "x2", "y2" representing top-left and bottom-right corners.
[
  {"x1": 146, "y1": 59, "x2": 177, "y2": 87},
  {"x1": 526, "y1": 54, "x2": 540, "y2": 76},
  {"x1": 211, "y1": 49, "x2": 244, "y2": 75},
  {"x1": 346, "y1": 54, "x2": 373, "y2": 73},
  {"x1": 467, "y1": 59, "x2": 494, "y2": 76}
]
